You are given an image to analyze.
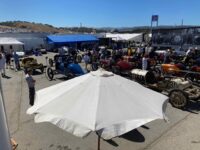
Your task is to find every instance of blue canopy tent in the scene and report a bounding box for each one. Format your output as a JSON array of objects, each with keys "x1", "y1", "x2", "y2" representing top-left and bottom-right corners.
[{"x1": 47, "y1": 34, "x2": 99, "y2": 45}]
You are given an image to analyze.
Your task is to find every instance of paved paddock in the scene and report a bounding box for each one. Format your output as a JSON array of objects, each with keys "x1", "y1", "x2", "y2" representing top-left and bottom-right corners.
[{"x1": 2, "y1": 53, "x2": 200, "y2": 150}]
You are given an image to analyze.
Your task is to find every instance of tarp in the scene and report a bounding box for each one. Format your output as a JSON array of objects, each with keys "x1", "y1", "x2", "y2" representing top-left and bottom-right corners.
[
  {"x1": 27, "y1": 69, "x2": 168, "y2": 140},
  {"x1": 47, "y1": 34, "x2": 99, "y2": 44},
  {"x1": 0, "y1": 38, "x2": 24, "y2": 45}
]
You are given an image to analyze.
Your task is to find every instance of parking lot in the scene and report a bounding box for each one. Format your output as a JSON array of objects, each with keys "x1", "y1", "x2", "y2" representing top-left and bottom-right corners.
[{"x1": 2, "y1": 53, "x2": 200, "y2": 150}]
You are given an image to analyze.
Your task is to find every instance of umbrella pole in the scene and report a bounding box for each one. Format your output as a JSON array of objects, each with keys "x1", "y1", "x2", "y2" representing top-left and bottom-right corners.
[{"x1": 97, "y1": 135, "x2": 100, "y2": 150}]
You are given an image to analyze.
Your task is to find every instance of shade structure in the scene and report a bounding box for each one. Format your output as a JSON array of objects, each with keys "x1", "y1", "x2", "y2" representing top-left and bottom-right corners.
[
  {"x1": 0, "y1": 38, "x2": 24, "y2": 45},
  {"x1": 27, "y1": 69, "x2": 168, "y2": 140},
  {"x1": 47, "y1": 34, "x2": 99, "y2": 44},
  {"x1": 105, "y1": 33, "x2": 142, "y2": 42}
]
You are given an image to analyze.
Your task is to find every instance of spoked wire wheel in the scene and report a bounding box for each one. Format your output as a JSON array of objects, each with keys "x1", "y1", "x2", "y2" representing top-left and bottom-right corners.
[
  {"x1": 46, "y1": 67, "x2": 54, "y2": 81},
  {"x1": 169, "y1": 89, "x2": 188, "y2": 108}
]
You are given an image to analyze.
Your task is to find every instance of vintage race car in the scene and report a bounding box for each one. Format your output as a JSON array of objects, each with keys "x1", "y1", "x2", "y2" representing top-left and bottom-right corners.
[{"x1": 21, "y1": 57, "x2": 44, "y2": 73}]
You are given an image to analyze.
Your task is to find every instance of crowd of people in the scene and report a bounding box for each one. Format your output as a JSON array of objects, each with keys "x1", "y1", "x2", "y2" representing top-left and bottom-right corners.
[
  {"x1": 0, "y1": 46, "x2": 36, "y2": 106},
  {"x1": 0, "y1": 47, "x2": 21, "y2": 78},
  {"x1": 79, "y1": 45, "x2": 200, "y2": 72},
  {"x1": 1, "y1": 45, "x2": 199, "y2": 106}
]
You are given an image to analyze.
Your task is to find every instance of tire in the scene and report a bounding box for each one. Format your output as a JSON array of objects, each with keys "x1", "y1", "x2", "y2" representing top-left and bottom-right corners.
[
  {"x1": 185, "y1": 73, "x2": 196, "y2": 83},
  {"x1": 169, "y1": 89, "x2": 188, "y2": 108},
  {"x1": 46, "y1": 67, "x2": 54, "y2": 81}
]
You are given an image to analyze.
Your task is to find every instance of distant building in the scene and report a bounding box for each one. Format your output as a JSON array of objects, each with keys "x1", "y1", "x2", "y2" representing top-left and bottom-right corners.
[
  {"x1": 152, "y1": 26, "x2": 200, "y2": 49},
  {"x1": 0, "y1": 32, "x2": 48, "y2": 51}
]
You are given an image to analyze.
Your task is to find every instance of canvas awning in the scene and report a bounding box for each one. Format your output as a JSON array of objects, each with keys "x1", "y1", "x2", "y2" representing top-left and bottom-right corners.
[
  {"x1": 0, "y1": 38, "x2": 24, "y2": 45},
  {"x1": 47, "y1": 34, "x2": 99, "y2": 44}
]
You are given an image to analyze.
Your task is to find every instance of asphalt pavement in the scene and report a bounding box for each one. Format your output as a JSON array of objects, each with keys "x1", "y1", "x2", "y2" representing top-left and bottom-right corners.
[{"x1": 1, "y1": 53, "x2": 200, "y2": 150}]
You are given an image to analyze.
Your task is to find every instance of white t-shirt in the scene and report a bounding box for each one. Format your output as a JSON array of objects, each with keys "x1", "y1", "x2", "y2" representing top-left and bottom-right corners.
[
  {"x1": 25, "y1": 74, "x2": 35, "y2": 88},
  {"x1": 186, "y1": 49, "x2": 191, "y2": 56},
  {"x1": 142, "y1": 57, "x2": 148, "y2": 70},
  {"x1": 58, "y1": 48, "x2": 65, "y2": 55},
  {"x1": 83, "y1": 55, "x2": 90, "y2": 63}
]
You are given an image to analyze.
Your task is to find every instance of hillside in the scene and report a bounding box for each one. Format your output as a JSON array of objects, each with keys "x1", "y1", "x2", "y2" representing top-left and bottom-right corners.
[
  {"x1": 0, "y1": 21, "x2": 71, "y2": 33},
  {"x1": 0, "y1": 21, "x2": 152, "y2": 33}
]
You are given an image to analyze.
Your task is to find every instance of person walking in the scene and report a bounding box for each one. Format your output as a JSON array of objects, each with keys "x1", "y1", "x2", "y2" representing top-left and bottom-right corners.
[{"x1": 25, "y1": 69, "x2": 36, "y2": 106}]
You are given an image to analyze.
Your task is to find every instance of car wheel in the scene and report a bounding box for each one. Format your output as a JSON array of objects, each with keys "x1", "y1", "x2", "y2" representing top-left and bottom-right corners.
[
  {"x1": 46, "y1": 67, "x2": 54, "y2": 81},
  {"x1": 169, "y1": 89, "x2": 188, "y2": 108}
]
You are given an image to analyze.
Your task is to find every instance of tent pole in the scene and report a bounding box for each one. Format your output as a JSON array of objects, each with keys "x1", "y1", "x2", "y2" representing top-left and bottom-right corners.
[{"x1": 97, "y1": 135, "x2": 100, "y2": 150}]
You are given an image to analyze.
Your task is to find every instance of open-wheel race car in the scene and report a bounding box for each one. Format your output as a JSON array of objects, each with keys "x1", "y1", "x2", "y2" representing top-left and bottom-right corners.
[
  {"x1": 112, "y1": 60, "x2": 134, "y2": 76},
  {"x1": 99, "y1": 58, "x2": 134, "y2": 77},
  {"x1": 46, "y1": 55, "x2": 85, "y2": 81},
  {"x1": 184, "y1": 66, "x2": 200, "y2": 84},
  {"x1": 161, "y1": 63, "x2": 200, "y2": 84},
  {"x1": 21, "y1": 57, "x2": 44, "y2": 73},
  {"x1": 131, "y1": 69, "x2": 200, "y2": 109}
]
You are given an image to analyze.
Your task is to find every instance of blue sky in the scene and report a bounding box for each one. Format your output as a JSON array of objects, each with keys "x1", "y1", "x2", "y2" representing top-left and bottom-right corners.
[{"x1": 0, "y1": 0, "x2": 199, "y2": 27}]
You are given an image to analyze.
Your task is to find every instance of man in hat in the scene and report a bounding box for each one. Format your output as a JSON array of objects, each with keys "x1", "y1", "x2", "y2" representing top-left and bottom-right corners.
[{"x1": 25, "y1": 69, "x2": 36, "y2": 106}]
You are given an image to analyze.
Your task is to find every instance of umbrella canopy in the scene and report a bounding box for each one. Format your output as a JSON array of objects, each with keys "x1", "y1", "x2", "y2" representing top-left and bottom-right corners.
[{"x1": 27, "y1": 69, "x2": 168, "y2": 140}]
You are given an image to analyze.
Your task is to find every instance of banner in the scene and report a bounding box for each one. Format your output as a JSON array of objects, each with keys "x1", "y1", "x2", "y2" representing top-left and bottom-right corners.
[{"x1": 152, "y1": 15, "x2": 159, "y2": 22}]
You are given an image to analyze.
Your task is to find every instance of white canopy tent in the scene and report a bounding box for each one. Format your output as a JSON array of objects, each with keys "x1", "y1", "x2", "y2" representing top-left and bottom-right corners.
[
  {"x1": 0, "y1": 38, "x2": 24, "y2": 45},
  {"x1": 27, "y1": 69, "x2": 168, "y2": 150},
  {"x1": 0, "y1": 38, "x2": 24, "y2": 53},
  {"x1": 105, "y1": 33, "x2": 143, "y2": 42}
]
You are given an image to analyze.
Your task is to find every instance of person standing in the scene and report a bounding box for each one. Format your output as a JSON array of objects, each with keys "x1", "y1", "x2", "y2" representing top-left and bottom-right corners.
[
  {"x1": 5, "y1": 51, "x2": 11, "y2": 69},
  {"x1": 0, "y1": 53, "x2": 6, "y2": 77},
  {"x1": 142, "y1": 55, "x2": 148, "y2": 70},
  {"x1": 163, "y1": 49, "x2": 171, "y2": 64},
  {"x1": 58, "y1": 46, "x2": 66, "y2": 56},
  {"x1": 13, "y1": 51, "x2": 20, "y2": 71},
  {"x1": 83, "y1": 53, "x2": 90, "y2": 72},
  {"x1": 25, "y1": 69, "x2": 36, "y2": 106}
]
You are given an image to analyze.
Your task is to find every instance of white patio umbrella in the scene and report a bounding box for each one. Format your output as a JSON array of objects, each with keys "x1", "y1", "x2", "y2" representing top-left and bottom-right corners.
[{"x1": 27, "y1": 69, "x2": 168, "y2": 150}]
